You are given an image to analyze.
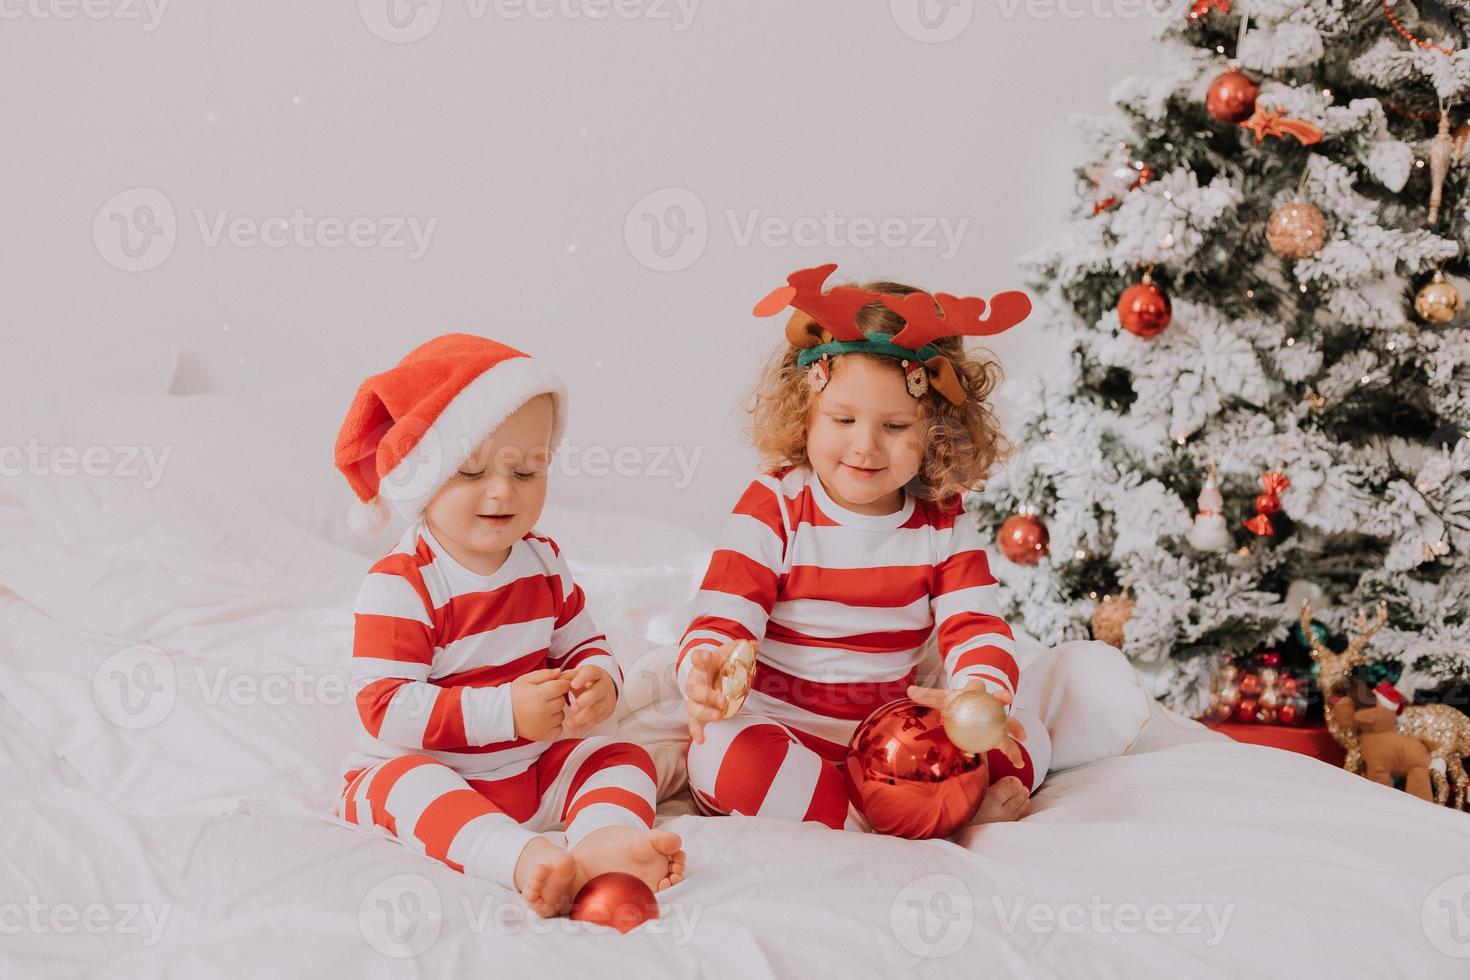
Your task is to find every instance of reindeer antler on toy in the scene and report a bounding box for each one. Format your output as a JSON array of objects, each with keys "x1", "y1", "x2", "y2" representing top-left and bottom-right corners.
[{"x1": 752, "y1": 263, "x2": 1032, "y2": 406}]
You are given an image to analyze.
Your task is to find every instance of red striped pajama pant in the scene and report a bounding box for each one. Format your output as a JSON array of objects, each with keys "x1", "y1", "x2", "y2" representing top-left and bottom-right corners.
[
  {"x1": 338, "y1": 736, "x2": 658, "y2": 886},
  {"x1": 686, "y1": 707, "x2": 1052, "y2": 832}
]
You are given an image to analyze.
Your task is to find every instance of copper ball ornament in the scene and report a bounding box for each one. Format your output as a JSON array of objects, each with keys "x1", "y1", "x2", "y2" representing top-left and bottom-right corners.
[
  {"x1": 1266, "y1": 202, "x2": 1327, "y2": 260},
  {"x1": 1117, "y1": 278, "x2": 1172, "y2": 338},
  {"x1": 1091, "y1": 594, "x2": 1136, "y2": 648},
  {"x1": 569, "y1": 872, "x2": 660, "y2": 933},
  {"x1": 1415, "y1": 271, "x2": 1461, "y2": 324},
  {"x1": 843, "y1": 699, "x2": 990, "y2": 839},
  {"x1": 998, "y1": 513, "x2": 1049, "y2": 564},
  {"x1": 1206, "y1": 68, "x2": 1259, "y2": 124}
]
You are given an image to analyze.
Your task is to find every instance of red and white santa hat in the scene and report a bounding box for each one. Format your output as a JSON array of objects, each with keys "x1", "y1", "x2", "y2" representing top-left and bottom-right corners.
[
  {"x1": 1374, "y1": 681, "x2": 1406, "y2": 715},
  {"x1": 333, "y1": 333, "x2": 567, "y2": 534}
]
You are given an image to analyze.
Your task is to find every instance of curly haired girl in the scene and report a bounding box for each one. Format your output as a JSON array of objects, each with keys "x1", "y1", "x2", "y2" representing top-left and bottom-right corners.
[{"x1": 678, "y1": 264, "x2": 1053, "y2": 832}]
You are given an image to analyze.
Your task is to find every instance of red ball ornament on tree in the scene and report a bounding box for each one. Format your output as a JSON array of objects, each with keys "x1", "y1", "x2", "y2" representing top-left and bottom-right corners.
[
  {"x1": 998, "y1": 513, "x2": 1049, "y2": 564},
  {"x1": 1117, "y1": 273, "x2": 1172, "y2": 338},
  {"x1": 1235, "y1": 697, "x2": 1258, "y2": 723},
  {"x1": 1278, "y1": 701, "x2": 1301, "y2": 725},
  {"x1": 843, "y1": 699, "x2": 990, "y2": 839},
  {"x1": 1206, "y1": 67, "x2": 1259, "y2": 124},
  {"x1": 569, "y1": 872, "x2": 660, "y2": 933}
]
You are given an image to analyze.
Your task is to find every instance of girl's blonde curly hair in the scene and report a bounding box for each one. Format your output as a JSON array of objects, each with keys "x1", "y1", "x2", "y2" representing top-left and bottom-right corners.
[{"x1": 746, "y1": 279, "x2": 1011, "y2": 505}]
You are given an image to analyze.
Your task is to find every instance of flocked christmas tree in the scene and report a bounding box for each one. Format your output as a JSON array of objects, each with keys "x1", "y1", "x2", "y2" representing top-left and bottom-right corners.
[{"x1": 969, "y1": 0, "x2": 1470, "y2": 714}]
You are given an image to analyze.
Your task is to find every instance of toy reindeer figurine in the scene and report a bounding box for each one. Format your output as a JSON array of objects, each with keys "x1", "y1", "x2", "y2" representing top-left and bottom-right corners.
[
  {"x1": 1391, "y1": 686, "x2": 1470, "y2": 810},
  {"x1": 1301, "y1": 599, "x2": 1387, "y2": 777}
]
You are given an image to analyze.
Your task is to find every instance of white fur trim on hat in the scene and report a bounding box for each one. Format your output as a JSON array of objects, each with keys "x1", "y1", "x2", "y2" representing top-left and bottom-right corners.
[{"x1": 374, "y1": 356, "x2": 567, "y2": 522}]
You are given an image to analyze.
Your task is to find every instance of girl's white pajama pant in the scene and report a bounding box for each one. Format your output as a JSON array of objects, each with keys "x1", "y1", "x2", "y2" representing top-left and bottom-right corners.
[{"x1": 337, "y1": 736, "x2": 659, "y2": 886}]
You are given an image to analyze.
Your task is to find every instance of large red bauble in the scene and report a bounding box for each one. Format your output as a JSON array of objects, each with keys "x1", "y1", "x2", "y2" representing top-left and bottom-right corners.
[
  {"x1": 568, "y1": 872, "x2": 659, "y2": 933},
  {"x1": 1117, "y1": 281, "x2": 1172, "y2": 337},
  {"x1": 1235, "y1": 697, "x2": 1258, "y2": 723},
  {"x1": 998, "y1": 514, "x2": 1049, "y2": 564},
  {"x1": 1206, "y1": 68, "x2": 1259, "y2": 124},
  {"x1": 1238, "y1": 672, "x2": 1262, "y2": 697},
  {"x1": 843, "y1": 698, "x2": 990, "y2": 840}
]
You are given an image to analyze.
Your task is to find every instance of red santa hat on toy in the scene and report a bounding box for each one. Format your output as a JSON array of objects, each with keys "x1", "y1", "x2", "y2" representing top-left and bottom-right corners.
[
  {"x1": 1373, "y1": 681, "x2": 1407, "y2": 715},
  {"x1": 333, "y1": 333, "x2": 567, "y2": 534}
]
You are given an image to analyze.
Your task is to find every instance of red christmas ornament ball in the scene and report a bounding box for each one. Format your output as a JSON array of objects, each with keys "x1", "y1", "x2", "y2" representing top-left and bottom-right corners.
[
  {"x1": 1278, "y1": 701, "x2": 1301, "y2": 725},
  {"x1": 569, "y1": 872, "x2": 660, "y2": 933},
  {"x1": 998, "y1": 514, "x2": 1049, "y2": 564},
  {"x1": 843, "y1": 699, "x2": 990, "y2": 839},
  {"x1": 1238, "y1": 672, "x2": 1262, "y2": 697},
  {"x1": 1206, "y1": 68, "x2": 1259, "y2": 124},
  {"x1": 1235, "y1": 697, "x2": 1258, "y2": 723},
  {"x1": 1117, "y1": 280, "x2": 1172, "y2": 337}
]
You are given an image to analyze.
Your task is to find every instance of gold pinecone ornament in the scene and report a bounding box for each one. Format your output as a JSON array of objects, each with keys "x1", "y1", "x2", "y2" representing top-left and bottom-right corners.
[{"x1": 1092, "y1": 594, "x2": 1136, "y2": 649}]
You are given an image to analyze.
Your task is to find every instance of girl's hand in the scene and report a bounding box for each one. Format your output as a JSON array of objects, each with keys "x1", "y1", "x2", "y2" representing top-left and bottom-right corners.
[
  {"x1": 906, "y1": 681, "x2": 1027, "y2": 767},
  {"x1": 684, "y1": 642, "x2": 735, "y2": 745},
  {"x1": 511, "y1": 668, "x2": 573, "y2": 741},
  {"x1": 563, "y1": 664, "x2": 617, "y2": 734}
]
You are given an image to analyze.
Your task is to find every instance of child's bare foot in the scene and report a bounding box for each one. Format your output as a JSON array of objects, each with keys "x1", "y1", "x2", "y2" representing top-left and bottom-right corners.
[
  {"x1": 973, "y1": 776, "x2": 1031, "y2": 824},
  {"x1": 570, "y1": 826, "x2": 686, "y2": 893},
  {"x1": 514, "y1": 837, "x2": 581, "y2": 917}
]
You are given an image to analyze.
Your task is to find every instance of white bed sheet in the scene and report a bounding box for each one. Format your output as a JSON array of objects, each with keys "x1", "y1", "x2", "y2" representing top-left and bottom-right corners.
[{"x1": 1, "y1": 472, "x2": 1468, "y2": 979}]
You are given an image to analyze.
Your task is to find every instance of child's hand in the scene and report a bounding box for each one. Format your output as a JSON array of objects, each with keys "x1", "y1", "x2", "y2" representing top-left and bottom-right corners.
[
  {"x1": 511, "y1": 668, "x2": 573, "y2": 741},
  {"x1": 563, "y1": 664, "x2": 617, "y2": 735},
  {"x1": 906, "y1": 681, "x2": 1028, "y2": 768},
  {"x1": 684, "y1": 642, "x2": 735, "y2": 745}
]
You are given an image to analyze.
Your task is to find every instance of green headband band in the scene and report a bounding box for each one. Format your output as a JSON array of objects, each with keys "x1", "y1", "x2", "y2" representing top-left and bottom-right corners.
[{"x1": 794, "y1": 333, "x2": 944, "y2": 368}]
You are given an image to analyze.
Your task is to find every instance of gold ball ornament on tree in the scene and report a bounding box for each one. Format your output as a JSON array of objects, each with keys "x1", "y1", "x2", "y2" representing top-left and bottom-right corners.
[
  {"x1": 1091, "y1": 594, "x2": 1136, "y2": 649},
  {"x1": 1415, "y1": 270, "x2": 1461, "y2": 324},
  {"x1": 1117, "y1": 272, "x2": 1171, "y2": 338},
  {"x1": 998, "y1": 513, "x2": 1049, "y2": 564},
  {"x1": 1266, "y1": 202, "x2": 1327, "y2": 260},
  {"x1": 1206, "y1": 67, "x2": 1259, "y2": 124},
  {"x1": 940, "y1": 688, "x2": 1009, "y2": 755}
]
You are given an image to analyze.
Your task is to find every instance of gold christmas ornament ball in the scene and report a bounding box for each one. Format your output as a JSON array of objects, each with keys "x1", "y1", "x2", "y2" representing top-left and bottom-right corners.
[
  {"x1": 1091, "y1": 594, "x2": 1136, "y2": 649},
  {"x1": 1415, "y1": 271, "x2": 1461, "y2": 324},
  {"x1": 1266, "y1": 202, "x2": 1327, "y2": 260},
  {"x1": 717, "y1": 640, "x2": 758, "y2": 719},
  {"x1": 940, "y1": 689, "x2": 1009, "y2": 755}
]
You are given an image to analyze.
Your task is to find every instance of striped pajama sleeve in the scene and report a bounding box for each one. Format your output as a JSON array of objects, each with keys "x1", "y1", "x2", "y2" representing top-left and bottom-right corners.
[
  {"x1": 676, "y1": 479, "x2": 786, "y2": 693},
  {"x1": 931, "y1": 512, "x2": 1020, "y2": 701},
  {"x1": 351, "y1": 562, "x2": 517, "y2": 750}
]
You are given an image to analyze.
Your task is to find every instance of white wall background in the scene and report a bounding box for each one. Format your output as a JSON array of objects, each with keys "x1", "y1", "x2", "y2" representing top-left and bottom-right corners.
[{"x1": 3, "y1": 0, "x2": 1163, "y2": 535}]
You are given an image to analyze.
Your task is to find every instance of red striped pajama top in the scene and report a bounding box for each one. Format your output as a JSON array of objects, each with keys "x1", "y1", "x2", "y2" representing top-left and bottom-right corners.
[
  {"x1": 676, "y1": 465, "x2": 1019, "y2": 760},
  {"x1": 342, "y1": 521, "x2": 621, "y2": 780}
]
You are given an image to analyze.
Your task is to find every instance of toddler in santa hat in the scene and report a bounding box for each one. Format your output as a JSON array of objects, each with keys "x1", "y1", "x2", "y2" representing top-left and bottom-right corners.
[{"x1": 332, "y1": 333, "x2": 683, "y2": 917}]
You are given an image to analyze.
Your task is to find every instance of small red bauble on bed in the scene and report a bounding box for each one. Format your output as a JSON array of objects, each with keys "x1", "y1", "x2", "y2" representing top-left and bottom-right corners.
[{"x1": 568, "y1": 872, "x2": 660, "y2": 933}]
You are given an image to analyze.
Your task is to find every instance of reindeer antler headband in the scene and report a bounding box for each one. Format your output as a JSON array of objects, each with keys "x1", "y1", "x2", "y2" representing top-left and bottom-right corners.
[{"x1": 752, "y1": 264, "x2": 1032, "y2": 405}]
